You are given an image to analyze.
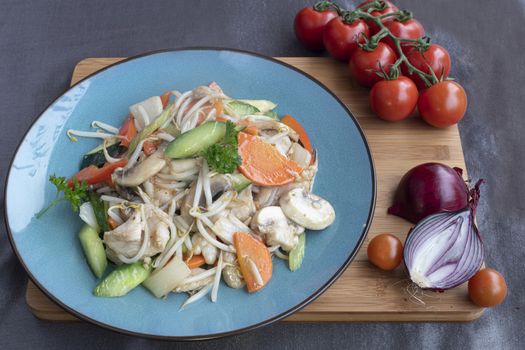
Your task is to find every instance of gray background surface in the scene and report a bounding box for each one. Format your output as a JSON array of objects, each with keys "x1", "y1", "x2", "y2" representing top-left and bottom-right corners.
[{"x1": 1, "y1": 0, "x2": 523, "y2": 349}]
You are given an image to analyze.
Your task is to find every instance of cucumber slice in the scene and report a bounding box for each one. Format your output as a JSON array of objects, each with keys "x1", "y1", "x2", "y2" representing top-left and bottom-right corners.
[
  {"x1": 238, "y1": 99, "x2": 277, "y2": 112},
  {"x1": 78, "y1": 224, "x2": 107, "y2": 278},
  {"x1": 165, "y1": 121, "x2": 226, "y2": 159},
  {"x1": 231, "y1": 173, "x2": 251, "y2": 192},
  {"x1": 289, "y1": 233, "x2": 305, "y2": 272},
  {"x1": 93, "y1": 262, "x2": 151, "y2": 297},
  {"x1": 225, "y1": 100, "x2": 259, "y2": 116}
]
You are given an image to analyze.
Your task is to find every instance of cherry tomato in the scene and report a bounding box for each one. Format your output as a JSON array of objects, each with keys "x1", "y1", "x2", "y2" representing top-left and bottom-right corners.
[
  {"x1": 468, "y1": 268, "x2": 507, "y2": 307},
  {"x1": 402, "y1": 44, "x2": 451, "y2": 89},
  {"x1": 383, "y1": 19, "x2": 425, "y2": 53},
  {"x1": 349, "y1": 42, "x2": 397, "y2": 88},
  {"x1": 323, "y1": 17, "x2": 369, "y2": 61},
  {"x1": 294, "y1": 6, "x2": 338, "y2": 50},
  {"x1": 418, "y1": 81, "x2": 467, "y2": 128},
  {"x1": 369, "y1": 76, "x2": 418, "y2": 122},
  {"x1": 367, "y1": 234, "x2": 403, "y2": 270},
  {"x1": 357, "y1": 0, "x2": 399, "y2": 35}
]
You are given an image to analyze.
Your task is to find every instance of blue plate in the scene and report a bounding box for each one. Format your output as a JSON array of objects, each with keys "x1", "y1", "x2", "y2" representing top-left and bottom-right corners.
[{"x1": 5, "y1": 48, "x2": 375, "y2": 340}]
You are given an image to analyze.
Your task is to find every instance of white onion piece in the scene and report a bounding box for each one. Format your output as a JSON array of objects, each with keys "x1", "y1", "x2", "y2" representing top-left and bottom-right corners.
[
  {"x1": 143, "y1": 257, "x2": 191, "y2": 298},
  {"x1": 91, "y1": 121, "x2": 119, "y2": 134},
  {"x1": 79, "y1": 202, "x2": 99, "y2": 232}
]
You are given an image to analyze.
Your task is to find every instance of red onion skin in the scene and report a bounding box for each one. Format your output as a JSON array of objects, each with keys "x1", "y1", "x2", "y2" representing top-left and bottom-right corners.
[{"x1": 388, "y1": 163, "x2": 469, "y2": 223}]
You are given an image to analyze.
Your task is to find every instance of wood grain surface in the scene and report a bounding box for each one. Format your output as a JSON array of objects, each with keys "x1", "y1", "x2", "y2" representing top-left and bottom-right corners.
[{"x1": 25, "y1": 57, "x2": 483, "y2": 322}]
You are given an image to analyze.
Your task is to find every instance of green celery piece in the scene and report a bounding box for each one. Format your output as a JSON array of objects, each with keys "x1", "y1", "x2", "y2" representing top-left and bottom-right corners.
[
  {"x1": 93, "y1": 262, "x2": 151, "y2": 297},
  {"x1": 289, "y1": 233, "x2": 306, "y2": 272},
  {"x1": 128, "y1": 103, "x2": 176, "y2": 155}
]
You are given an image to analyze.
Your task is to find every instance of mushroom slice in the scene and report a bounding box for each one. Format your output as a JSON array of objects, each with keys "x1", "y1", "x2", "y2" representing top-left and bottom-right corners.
[
  {"x1": 115, "y1": 149, "x2": 166, "y2": 187},
  {"x1": 279, "y1": 188, "x2": 335, "y2": 230},
  {"x1": 250, "y1": 206, "x2": 297, "y2": 251}
]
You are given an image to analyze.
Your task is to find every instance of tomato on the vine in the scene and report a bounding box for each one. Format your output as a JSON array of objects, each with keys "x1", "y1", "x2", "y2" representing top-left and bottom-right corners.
[
  {"x1": 294, "y1": 6, "x2": 338, "y2": 50},
  {"x1": 402, "y1": 44, "x2": 451, "y2": 89},
  {"x1": 370, "y1": 76, "x2": 418, "y2": 121},
  {"x1": 357, "y1": 0, "x2": 399, "y2": 35},
  {"x1": 383, "y1": 18, "x2": 425, "y2": 53},
  {"x1": 349, "y1": 42, "x2": 397, "y2": 87},
  {"x1": 323, "y1": 17, "x2": 369, "y2": 61},
  {"x1": 468, "y1": 268, "x2": 507, "y2": 307},
  {"x1": 418, "y1": 81, "x2": 467, "y2": 128},
  {"x1": 367, "y1": 234, "x2": 403, "y2": 270}
]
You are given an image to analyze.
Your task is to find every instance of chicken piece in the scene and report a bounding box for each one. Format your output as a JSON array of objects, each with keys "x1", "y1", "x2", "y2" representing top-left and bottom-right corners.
[
  {"x1": 250, "y1": 206, "x2": 299, "y2": 251},
  {"x1": 104, "y1": 206, "x2": 170, "y2": 264},
  {"x1": 191, "y1": 233, "x2": 218, "y2": 265},
  {"x1": 228, "y1": 185, "x2": 256, "y2": 222}
]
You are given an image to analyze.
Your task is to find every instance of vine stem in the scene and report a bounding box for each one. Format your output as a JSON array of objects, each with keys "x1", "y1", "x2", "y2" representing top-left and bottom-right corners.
[
  {"x1": 355, "y1": 9, "x2": 436, "y2": 84},
  {"x1": 320, "y1": 0, "x2": 438, "y2": 85}
]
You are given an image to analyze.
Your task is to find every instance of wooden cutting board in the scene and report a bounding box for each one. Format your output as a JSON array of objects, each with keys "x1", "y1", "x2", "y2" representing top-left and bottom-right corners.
[{"x1": 25, "y1": 57, "x2": 483, "y2": 322}]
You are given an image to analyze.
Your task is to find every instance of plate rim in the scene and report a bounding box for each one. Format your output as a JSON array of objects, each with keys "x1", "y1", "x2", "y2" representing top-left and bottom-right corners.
[{"x1": 4, "y1": 47, "x2": 377, "y2": 341}]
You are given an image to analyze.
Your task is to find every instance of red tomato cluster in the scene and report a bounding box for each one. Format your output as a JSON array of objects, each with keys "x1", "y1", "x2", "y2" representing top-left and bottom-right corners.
[{"x1": 294, "y1": 0, "x2": 467, "y2": 128}]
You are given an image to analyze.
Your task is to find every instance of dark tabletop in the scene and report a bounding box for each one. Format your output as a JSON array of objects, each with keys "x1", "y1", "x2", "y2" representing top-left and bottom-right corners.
[{"x1": 1, "y1": 0, "x2": 523, "y2": 349}]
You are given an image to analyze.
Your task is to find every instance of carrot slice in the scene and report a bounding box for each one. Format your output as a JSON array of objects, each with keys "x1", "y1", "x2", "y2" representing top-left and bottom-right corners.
[
  {"x1": 281, "y1": 115, "x2": 313, "y2": 155},
  {"x1": 237, "y1": 132, "x2": 302, "y2": 186},
  {"x1": 233, "y1": 232, "x2": 272, "y2": 293},
  {"x1": 236, "y1": 119, "x2": 259, "y2": 135},
  {"x1": 107, "y1": 217, "x2": 119, "y2": 230},
  {"x1": 143, "y1": 140, "x2": 160, "y2": 156},
  {"x1": 68, "y1": 159, "x2": 128, "y2": 188},
  {"x1": 214, "y1": 99, "x2": 223, "y2": 117},
  {"x1": 160, "y1": 91, "x2": 172, "y2": 108},
  {"x1": 118, "y1": 115, "x2": 137, "y2": 148},
  {"x1": 185, "y1": 255, "x2": 206, "y2": 269}
]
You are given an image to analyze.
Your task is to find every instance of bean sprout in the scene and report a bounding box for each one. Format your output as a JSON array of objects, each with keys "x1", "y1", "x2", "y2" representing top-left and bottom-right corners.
[
  {"x1": 91, "y1": 121, "x2": 119, "y2": 134},
  {"x1": 211, "y1": 252, "x2": 223, "y2": 302},
  {"x1": 202, "y1": 160, "x2": 213, "y2": 208},
  {"x1": 103, "y1": 138, "x2": 123, "y2": 163},
  {"x1": 123, "y1": 139, "x2": 146, "y2": 170},
  {"x1": 66, "y1": 130, "x2": 116, "y2": 142},
  {"x1": 180, "y1": 283, "x2": 213, "y2": 310}
]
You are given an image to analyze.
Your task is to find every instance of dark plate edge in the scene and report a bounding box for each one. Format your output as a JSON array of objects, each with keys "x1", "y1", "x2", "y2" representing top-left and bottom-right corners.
[{"x1": 4, "y1": 47, "x2": 377, "y2": 341}]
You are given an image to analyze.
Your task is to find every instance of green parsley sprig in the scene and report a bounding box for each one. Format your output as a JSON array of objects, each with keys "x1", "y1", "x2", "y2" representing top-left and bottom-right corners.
[
  {"x1": 37, "y1": 175, "x2": 89, "y2": 218},
  {"x1": 201, "y1": 121, "x2": 242, "y2": 174}
]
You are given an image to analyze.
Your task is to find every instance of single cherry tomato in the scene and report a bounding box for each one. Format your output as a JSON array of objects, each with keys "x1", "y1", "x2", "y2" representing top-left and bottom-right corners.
[
  {"x1": 369, "y1": 76, "x2": 418, "y2": 121},
  {"x1": 418, "y1": 81, "x2": 467, "y2": 128},
  {"x1": 383, "y1": 19, "x2": 425, "y2": 53},
  {"x1": 294, "y1": 6, "x2": 338, "y2": 50},
  {"x1": 357, "y1": 0, "x2": 399, "y2": 35},
  {"x1": 349, "y1": 42, "x2": 397, "y2": 88},
  {"x1": 323, "y1": 17, "x2": 369, "y2": 61},
  {"x1": 402, "y1": 44, "x2": 451, "y2": 89},
  {"x1": 367, "y1": 234, "x2": 403, "y2": 270},
  {"x1": 468, "y1": 268, "x2": 507, "y2": 307}
]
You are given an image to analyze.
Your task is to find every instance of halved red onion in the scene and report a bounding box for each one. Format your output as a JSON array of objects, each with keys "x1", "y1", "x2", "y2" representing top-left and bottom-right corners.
[{"x1": 404, "y1": 180, "x2": 484, "y2": 290}]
